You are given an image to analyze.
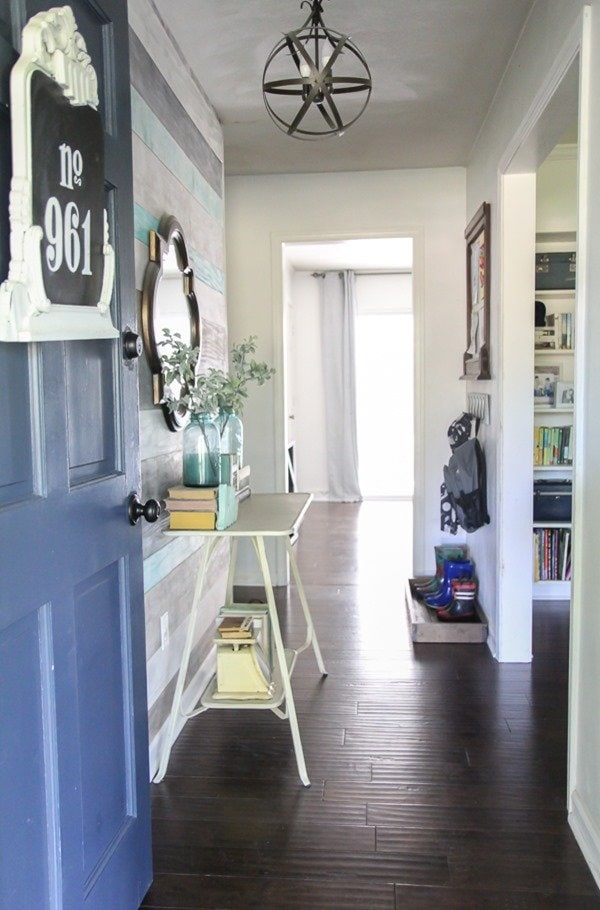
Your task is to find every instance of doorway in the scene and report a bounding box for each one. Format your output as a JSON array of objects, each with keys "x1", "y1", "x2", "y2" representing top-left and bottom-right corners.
[
  {"x1": 495, "y1": 52, "x2": 580, "y2": 663},
  {"x1": 532, "y1": 136, "x2": 578, "y2": 609},
  {"x1": 282, "y1": 238, "x2": 414, "y2": 502},
  {"x1": 355, "y1": 271, "x2": 413, "y2": 498}
]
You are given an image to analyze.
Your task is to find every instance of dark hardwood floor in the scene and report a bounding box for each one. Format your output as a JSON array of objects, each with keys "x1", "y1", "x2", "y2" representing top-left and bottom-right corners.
[{"x1": 141, "y1": 501, "x2": 600, "y2": 909}]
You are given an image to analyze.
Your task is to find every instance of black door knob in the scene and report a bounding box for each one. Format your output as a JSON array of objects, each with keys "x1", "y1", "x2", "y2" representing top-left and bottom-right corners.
[
  {"x1": 128, "y1": 493, "x2": 162, "y2": 525},
  {"x1": 123, "y1": 330, "x2": 143, "y2": 360}
]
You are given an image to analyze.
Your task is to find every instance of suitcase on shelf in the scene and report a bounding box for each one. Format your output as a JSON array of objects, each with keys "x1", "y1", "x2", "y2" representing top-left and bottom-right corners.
[
  {"x1": 533, "y1": 479, "x2": 572, "y2": 522},
  {"x1": 535, "y1": 251, "x2": 576, "y2": 290}
]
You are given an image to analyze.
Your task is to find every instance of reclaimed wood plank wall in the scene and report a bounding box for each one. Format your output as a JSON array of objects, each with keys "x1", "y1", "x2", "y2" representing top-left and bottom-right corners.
[{"x1": 129, "y1": 0, "x2": 228, "y2": 778}]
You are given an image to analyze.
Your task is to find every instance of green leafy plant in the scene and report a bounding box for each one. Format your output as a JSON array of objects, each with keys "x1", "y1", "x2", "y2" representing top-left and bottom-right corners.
[
  {"x1": 159, "y1": 331, "x2": 275, "y2": 420},
  {"x1": 159, "y1": 330, "x2": 224, "y2": 416},
  {"x1": 216, "y1": 335, "x2": 276, "y2": 416}
]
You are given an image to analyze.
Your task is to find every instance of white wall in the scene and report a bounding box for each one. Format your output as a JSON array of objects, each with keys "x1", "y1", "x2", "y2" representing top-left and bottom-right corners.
[
  {"x1": 289, "y1": 271, "x2": 328, "y2": 497},
  {"x1": 466, "y1": 0, "x2": 600, "y2": 885},
  {"x1": 225, "y1": 167, "x2": 468, "y2": 580},
  {"x1": 537, "y1": 146, "x2": 578, "y2": 234}
]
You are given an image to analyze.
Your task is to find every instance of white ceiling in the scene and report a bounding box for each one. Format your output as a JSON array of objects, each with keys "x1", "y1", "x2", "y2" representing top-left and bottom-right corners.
[{"x1": 153, "y1": 0, "x2": 537, "y2": 176}]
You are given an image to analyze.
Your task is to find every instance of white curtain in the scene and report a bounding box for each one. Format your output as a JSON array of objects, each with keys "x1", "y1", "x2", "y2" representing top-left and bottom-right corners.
[{"x1": 319, "y1": 271, "x2": 362, "y2": 502}]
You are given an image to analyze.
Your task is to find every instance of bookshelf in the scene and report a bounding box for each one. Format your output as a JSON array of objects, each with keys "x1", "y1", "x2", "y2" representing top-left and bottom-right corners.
[{"x1": 533, "y1": 261, "x2": 575, "y2": 599}]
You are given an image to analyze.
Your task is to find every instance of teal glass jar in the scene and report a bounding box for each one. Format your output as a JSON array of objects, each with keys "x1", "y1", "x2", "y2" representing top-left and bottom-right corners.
[
  {"x1": 182, "y1": 413, "x2": 220, "y2": 487},
  {"x1": 217, "y1": 408, "x2": 243, "y2": 469}
]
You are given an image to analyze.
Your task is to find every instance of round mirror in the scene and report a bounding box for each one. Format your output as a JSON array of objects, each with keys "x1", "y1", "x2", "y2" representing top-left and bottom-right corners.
[{"x1": 141, "y1": 215, "x2": 201, "y2": 431}]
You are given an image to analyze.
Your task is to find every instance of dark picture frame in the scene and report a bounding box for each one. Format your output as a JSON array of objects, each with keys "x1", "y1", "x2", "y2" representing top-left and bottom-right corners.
[{"x1": 462, "y1": 202, "x2": 491, "y2": 380}]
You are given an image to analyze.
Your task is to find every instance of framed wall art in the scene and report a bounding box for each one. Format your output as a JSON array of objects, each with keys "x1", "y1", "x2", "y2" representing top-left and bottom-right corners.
[
  {"x1": 0, "y1": 7, "x2": 118, "y2": 342},
  {"x1": 462, "y1": 202, "x2": 491, "y2": 380}
]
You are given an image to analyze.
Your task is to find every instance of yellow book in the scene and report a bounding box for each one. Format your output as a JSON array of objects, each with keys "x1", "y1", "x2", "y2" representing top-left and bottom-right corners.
[
  {"x1": 167, "y1": 484, "x2": 218, "y2": 500},
  {"x1": 164, "y1": 498, "x2": 217, "y2": 512},
  {"x1": 169, "y1": 511, "x2": 216, "y2": 530}
]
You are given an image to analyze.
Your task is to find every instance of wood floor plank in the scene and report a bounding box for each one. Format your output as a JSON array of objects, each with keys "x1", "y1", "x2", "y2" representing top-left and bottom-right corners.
[
  {"x1": 141, "y1": 502, "x2": 600, "y2": 909},
  {"x1": 143, "y1": 873, "x2": 396, "y2": 909},
  {"x1": 394, "y1": 884, "x2": 600, "y2": 909}
]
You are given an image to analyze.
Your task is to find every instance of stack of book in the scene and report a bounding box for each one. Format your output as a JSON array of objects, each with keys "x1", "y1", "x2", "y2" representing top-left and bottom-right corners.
[
  {"x1": 165, "y1": 485, "x2": 219, "y2": 530},
  {"x1": 535, "y1": 312, "x2": 575, "y2": 350},
  {"x1": 533, "y1": 425, "x2": 573, "y2": 466},
  {"x1": 217, "y1": 615, "x2": 254, "y2": 639},
  {"x1": 551, "y1": 312, "x2": 575, "y2": 350},
  {"x1": 533, "y1": 527, "x2": 571, "y2": 581},
  {"x1": 165, "y1": 466, "x2": 252, "y2": 530},
  {"x1": 214, "y1": 613, "x2": 273, "y2": 699}
]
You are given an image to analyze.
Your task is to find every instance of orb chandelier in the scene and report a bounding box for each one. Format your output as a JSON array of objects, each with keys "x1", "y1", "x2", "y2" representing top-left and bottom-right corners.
[{"x1": 262, "y1": 0, "x2": 372, "y2": 140}]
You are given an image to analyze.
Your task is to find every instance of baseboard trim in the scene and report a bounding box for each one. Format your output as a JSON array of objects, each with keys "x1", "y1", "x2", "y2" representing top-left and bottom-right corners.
[
  {"x1": 486, "y1": 627, "x2": 498, "y2": 661},
  {"x1": 569, "y1": 788, "x2": 600, "y2": 889}
]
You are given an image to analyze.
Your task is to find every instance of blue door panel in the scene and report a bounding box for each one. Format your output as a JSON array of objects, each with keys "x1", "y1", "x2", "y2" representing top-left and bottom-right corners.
[
  {"x1": 0, "y1": 344, "x2": 34, "y2": 504},
  {"x1": 66, "y1": 340, "x2": 117, "y2": 485},
  {"x1": 75, "y1": 562, "x2": 129, "y2": 878},
  {"x1": 0, "y1": 610, "x2": 53, "y2": 908}
]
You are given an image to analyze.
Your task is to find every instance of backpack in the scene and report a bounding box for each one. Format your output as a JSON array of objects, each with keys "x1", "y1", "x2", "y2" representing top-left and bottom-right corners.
[{"x1": 440, "y1": 414, "x2": 490, "y2": 534}]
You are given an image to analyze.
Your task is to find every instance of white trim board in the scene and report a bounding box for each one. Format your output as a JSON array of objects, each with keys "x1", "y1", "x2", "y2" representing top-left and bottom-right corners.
[{"x1": 570, "y1": 790, "x2": 600, "y2": 891}]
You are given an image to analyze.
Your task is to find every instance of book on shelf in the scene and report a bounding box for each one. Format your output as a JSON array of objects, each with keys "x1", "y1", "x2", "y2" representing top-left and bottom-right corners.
[
  {"x1": 163, "y1": 497, "x2": 217, "y2": 512},
  {"x1": 535, "y1": 313, "x2": 574, "y2": 351},
  {"x1": 234, "y1": 464, "x2": 251, "y2": 502},
  {"x1": 554, "y1": 312, "x2": 574, "y2": 350},
  {"x1": 533, "y1": 425, "x2": 572, "y2": 466},
  {"x1": 218, "y1": 615, "x2": 253, "y2": 639},
  {"x1": 236, "y1": 485, "x2": 251, "y2": 503},
  {"x1": 169, "y1": 510, "x2": 216, "y2": 530},
  {"x1": 167, "y1": 484, "x2": 218, "y2": 500},
  {"x1": 533, "y1": 526, "x2": 571, "y2": 582},
  {"x1": 562, "y1": 531, "x2": 571, "y2": 581},
  {"x1": 166, "y1": 481, "x2": 241, "y2": 531}
]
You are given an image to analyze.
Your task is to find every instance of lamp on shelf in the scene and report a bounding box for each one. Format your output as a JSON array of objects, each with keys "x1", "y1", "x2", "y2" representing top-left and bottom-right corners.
[{"x1": 262, "y1": 0, "x2": 372, "y2": 140}]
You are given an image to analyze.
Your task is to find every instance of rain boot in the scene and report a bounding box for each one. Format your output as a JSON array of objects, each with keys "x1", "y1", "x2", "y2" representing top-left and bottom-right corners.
[
  {"x1": 425, "y1": 559, "x2": 474, "y2": 609},
  {"x1": 415, "y1": 544, "x2": 469, "y2": 596},
  {"x1": 437, "y1": 578, "x2": 477, "y2": 621}
]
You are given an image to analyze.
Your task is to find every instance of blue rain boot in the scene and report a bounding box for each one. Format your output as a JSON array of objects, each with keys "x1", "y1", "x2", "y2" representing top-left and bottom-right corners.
[
  {"x1": 425, "y1": 559, "x2": 474, "y2": 609},
  {"x1": 414, "y1": 544, "x2": 469, "y2": 597}
]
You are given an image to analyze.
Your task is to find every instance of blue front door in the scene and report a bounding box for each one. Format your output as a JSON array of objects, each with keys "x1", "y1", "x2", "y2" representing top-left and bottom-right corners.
[{"x1": 0, "y1": 2, "x2": 152, "y2": 906}]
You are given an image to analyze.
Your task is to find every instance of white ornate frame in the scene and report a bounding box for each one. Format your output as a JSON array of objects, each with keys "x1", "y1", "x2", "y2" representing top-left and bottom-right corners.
[{"x1": 0, "y1": 5, "x2": 117, "y2": 342}]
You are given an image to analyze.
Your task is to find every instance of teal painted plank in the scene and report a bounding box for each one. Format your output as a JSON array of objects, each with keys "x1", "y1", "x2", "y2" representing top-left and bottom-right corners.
[
  {"x1": 134, "y1": 204, "x2": 224, "y2": 295},
  {"x1": 143, "y1": 535, "x2": 204, "y2": 593},
  {"x1": 129, "y1": 29, "x2": 222, "y2": 198},
  {"x1": 188, "y1": 249, "x2": 225, "y2": 297},
  {"x1": 134, "y1": 204, "x2": 159, "y2": 246},
  {"x1": 131, "y1": 87, "x2": 223, "y2": 224}
]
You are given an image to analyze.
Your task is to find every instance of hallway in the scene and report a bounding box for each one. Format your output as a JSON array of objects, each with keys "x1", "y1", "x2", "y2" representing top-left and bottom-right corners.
[{"x1": 142, "y1": 501, "x2": 599, "y2": 908}]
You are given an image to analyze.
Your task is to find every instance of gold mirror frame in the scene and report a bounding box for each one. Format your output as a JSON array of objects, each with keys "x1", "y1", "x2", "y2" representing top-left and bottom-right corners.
[{"x1": 141, "y1": 215, "x2": 201, "y2": 431}]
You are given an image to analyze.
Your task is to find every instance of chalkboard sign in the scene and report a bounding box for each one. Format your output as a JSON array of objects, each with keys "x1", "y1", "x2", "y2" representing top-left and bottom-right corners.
[
  {"x1": 0, "y1": 7, "x2": 117, "y2": 341},
  {"x1": 31, "y1": 70, "x2": 105, "y2": 308}
]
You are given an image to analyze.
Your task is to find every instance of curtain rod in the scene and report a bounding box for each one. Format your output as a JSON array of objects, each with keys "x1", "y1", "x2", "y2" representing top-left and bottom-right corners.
[{"x1": 311, "y1": 269, "x2": 411, "y2": 277}]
